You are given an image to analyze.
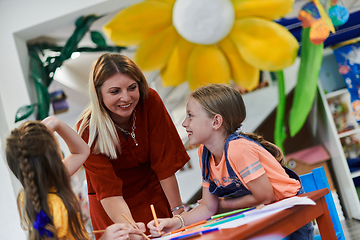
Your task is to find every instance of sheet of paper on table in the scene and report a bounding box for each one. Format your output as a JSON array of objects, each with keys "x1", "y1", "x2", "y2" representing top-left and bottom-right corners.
[
  {"x1": 220, "y1": 196, "x2": 316, "y2": 229},
  {"x1": 155, "y1": 196, "x2": 315, "y2": 240}
]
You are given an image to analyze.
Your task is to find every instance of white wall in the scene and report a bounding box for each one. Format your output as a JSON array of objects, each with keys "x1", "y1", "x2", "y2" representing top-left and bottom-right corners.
[{"x1": 0, "y1": 140, "x2": 26, "y2": 239}]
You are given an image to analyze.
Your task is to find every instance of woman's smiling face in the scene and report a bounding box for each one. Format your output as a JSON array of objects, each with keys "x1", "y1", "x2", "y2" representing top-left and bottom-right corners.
[{"x1": 101, "y1": 73, "x2": 140, "y2": 120}]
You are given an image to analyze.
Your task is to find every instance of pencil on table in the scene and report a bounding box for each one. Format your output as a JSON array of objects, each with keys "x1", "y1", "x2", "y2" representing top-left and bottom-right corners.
[
  {"x1": 170, "y1": 219, "x2": 207, "y2": 234},
  {"x1": 121, "y1": 213, "x2": 151, "y2": 240},
  {"x1": 150, "y1": 204, "x2": 162, "y2": 236},
  {"x1": 211, "y1": 204, "x2": 265, "y2": 220}
]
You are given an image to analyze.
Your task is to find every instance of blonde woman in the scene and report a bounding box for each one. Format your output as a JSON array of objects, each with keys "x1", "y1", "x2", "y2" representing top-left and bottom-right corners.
[{"x1": 77, "y1": 53, "x2": 189, "y2": 239}]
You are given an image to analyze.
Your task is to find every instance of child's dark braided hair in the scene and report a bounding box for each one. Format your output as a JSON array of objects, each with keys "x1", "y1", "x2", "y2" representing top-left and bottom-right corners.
[{"x1": 6, "y1": 121, "x2": 89, "y2": 240}]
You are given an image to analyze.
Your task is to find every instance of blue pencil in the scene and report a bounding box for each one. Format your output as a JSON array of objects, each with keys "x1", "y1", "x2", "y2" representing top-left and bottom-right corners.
[{"x1": 170, "y1": 228, "x2": 219, "y2": 240}]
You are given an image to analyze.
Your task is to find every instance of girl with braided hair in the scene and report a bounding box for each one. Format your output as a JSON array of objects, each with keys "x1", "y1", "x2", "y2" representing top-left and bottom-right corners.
[{"x1": 6, "y1": 116, "x2": 141, "y2": 240}]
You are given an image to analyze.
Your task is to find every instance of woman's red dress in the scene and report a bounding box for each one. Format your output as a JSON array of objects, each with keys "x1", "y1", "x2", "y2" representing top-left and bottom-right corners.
[{"x1": 81, "y1": 89, "x2": 190, "y2": 238}]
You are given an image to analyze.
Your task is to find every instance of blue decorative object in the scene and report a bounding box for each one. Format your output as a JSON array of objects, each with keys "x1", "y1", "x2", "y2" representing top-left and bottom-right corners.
[
  {"x1": 50, "y1": 90, "x2": 69, "y2": 114},
  {"x1": 33, "y1": 210, "x2": 53, "y2": 237},
  {"x1": 329, "y1": 5, "x2": 349, "y2": 27}
]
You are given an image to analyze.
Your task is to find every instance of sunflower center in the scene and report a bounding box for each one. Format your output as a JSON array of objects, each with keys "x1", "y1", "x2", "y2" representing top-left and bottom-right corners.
[{"x1": 173, "y1": 0, "x2": 235, "y2": 45}]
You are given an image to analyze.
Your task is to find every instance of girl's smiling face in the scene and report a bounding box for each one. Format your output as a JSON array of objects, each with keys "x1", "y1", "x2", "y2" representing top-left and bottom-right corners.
[
  {"x1": 182, "y1": 96, "x2": 214, "y2": 146},
  {"x1": 101, "y1": 73, "x2": 140, "y2": 122}
]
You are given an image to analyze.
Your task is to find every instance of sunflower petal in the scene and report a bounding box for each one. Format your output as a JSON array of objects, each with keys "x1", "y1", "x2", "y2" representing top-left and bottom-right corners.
[
  {"x1": 161, "y1": 38, "x2": 194, "y2": 87},
  {"x1": 134, "y1": 26, "x2": 179, "y2": 72},
  {"x1": 146, "y1": 0, "x2": 176, "y2": 6},
  {"x1": 230, "y1": 18, "x2": 299, "y2": 71},
  {"x1": 103, "y1": 1, "x2": 172, "y2": 46},
  {"x1": 219, "y1": 37, "x2": 259, "y2": 91},
  {"x1": 187, "y1": 45, "x2": 231, "y2": 90},
  {"x1": 232, "y1": 0, "x2": 294, "y2": 20}
]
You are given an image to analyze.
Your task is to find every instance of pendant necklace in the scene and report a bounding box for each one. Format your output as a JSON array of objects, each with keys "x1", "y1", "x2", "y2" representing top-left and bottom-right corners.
[{"x1": 115, "y1": 110, "x2": 138, "y2": 146}]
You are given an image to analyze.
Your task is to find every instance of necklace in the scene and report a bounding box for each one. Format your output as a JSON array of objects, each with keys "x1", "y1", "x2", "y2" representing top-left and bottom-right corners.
[{"x1": 115, "y1": 110, "x2": 138, "y2": 146}]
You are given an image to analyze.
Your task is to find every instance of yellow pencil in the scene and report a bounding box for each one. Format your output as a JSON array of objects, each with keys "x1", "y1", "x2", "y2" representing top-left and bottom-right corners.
[
  {"x1": 122, "y1": 213, "x2": 151, "y2": 240},
  {"x1": 92, "y1": 229, "x2": 105, "y2": 234},
  {"x1": 150, "y1": 204, "x2": 162, "y2": 236}
]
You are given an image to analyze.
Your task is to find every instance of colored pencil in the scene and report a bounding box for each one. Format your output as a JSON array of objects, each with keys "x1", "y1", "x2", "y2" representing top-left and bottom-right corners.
[
  {"x1": 172, "y1": 226, "x2": 211, "y2": 236},
  {"x1": 203, "y1": 213, "x2": 245, "y2": 228},
  {"x1": 122, "y1": 214, "x2": 151, "y2": 240},
  {"x1": 170, "y1": 219, "x2": 208, "y2": 234},
  {"x1": 211, "y1": 204, "x2": 265, "y2": 220},
  {"x1": 150, "y1": 204, "x2": 161, "y2": 236},
  {"x1": 211, "y1": 207, "x2": 253, "y2": 220},
  {"x1": 170, "y1": 227, "x2": 219, "y2": 240},
  {"x1": 92, "y1": 229, "x2": 105, "y2": 234}
]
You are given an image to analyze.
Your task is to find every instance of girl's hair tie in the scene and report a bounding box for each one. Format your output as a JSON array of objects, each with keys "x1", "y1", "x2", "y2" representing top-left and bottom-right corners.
[
  {"x1": 33, "y1": 210, "x2": 53, "y2": 237},
  {"x1": 235, "y1": 125, "x2": 243, "y2": 133}
]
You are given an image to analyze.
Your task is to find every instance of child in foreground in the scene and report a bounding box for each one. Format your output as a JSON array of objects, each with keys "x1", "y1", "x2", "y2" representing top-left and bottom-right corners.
[
  {"x1": 6, "y1": 116, "x2": 142, "y2": 240},
  {"x1": 148, "y1": 84, "x2": 314, "y2": 240}
]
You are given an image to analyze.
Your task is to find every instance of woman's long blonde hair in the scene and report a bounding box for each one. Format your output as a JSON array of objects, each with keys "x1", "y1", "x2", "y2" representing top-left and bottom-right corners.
[
  {"x1": 77, "y1": 53, "x2": 149, "y2": 159},
  {"x1": 192, "y1": 84, "x2": 285, "y2": 165}
]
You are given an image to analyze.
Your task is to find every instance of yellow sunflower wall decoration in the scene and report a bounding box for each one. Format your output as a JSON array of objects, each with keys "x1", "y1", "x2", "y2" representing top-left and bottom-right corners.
[{"x1": 103, "y1": 0, "x2": 299, "y2": 91}]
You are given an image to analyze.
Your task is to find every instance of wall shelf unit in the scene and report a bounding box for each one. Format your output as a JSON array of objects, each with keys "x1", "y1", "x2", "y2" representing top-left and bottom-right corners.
[{"x1": 313, "y1": 50, "x2": 360, "y2": 220}]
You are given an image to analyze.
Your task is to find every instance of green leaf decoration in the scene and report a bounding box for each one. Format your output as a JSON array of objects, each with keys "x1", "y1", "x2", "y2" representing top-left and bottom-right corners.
[
  {"x1": 34, "y1": 78, "x2": 50, "y2": 120},
  {"x1": 274, "y1": 70, "x2": 287, "y2": 153},
  {"x1": 91, "y1": 31, "x2": 107, "y2": 47},
  {"x1": 15, "y1": 104, "x2": 36, "y2": 123},
  {"x1": 75, "y1": 16, "x2": 85, "y2": 28},
  {"x1": 16, "y1": 14, "x2": 127, "y2": 122},
  {"x1": 29, "y1": 49, "x2": 50, "y2": 87},
  {"x1": 48, "y1": 15, "x2": 102, "y2": 74},
  {"x1": 288, "y1": 27, "x2": 324, "y2": 137},
  {"x1": 29, "y1": 49, "x2": 50, "y2": 120}
]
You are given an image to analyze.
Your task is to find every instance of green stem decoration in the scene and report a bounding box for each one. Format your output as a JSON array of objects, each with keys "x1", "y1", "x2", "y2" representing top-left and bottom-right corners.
[
  {"x1": 274, "y1": 70, "x2": 286, "y2": 153},
  {"x1": 288, "y1": 27, "x2": 324, "y2": 137},
  {"x1": 15, "y1": 15, "x2": 127, "y2": 123}
]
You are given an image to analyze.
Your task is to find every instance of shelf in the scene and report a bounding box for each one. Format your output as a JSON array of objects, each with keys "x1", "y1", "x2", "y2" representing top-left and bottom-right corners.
[
  {"x1": 326, "y1": 88, "x2": 348, "y2": 100},
  {"x1": 318, "y1": 80, "x2": 360, "y2": 219},
  {"x1": 338, "y1": 128, "x2": 360, "y2": 139},
  {"x1": 351, "y1": 170, "x2": 360, "y2": 179}
]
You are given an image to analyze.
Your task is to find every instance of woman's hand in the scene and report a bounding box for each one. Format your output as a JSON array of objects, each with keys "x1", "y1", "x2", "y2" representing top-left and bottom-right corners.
[
  {"x1": 99, "y1": 223, "x2": 142, "y2": 240},
  {"x1": 147, "y1": 217, "x2": 182, "y2": 237}
]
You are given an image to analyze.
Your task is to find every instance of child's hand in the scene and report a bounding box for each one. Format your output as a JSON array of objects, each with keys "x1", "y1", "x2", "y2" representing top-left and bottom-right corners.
[
  {"x1": 99, "y1": 223, "x2": 142, "y2": 240},
  {"x1": 134, "y1": 222, "x2": 146, "y2": 232},
  {"x1": 42, "y1": 116, "x2": 61, "y2": 132},
  {"x1": 147, "y1": 217, "x2": 181, "y2": 237}
]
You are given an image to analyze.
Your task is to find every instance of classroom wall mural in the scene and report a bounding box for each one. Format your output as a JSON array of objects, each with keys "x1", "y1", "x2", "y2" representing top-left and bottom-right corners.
[{"x1": 102, "y1": 0, "x2": 299, "y2": 91}]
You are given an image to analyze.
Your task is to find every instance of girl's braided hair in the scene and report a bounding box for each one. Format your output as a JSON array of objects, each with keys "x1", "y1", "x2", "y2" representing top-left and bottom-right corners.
[{"x1": 6, "y1": 121, "x2": 89, "y2": 240}]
